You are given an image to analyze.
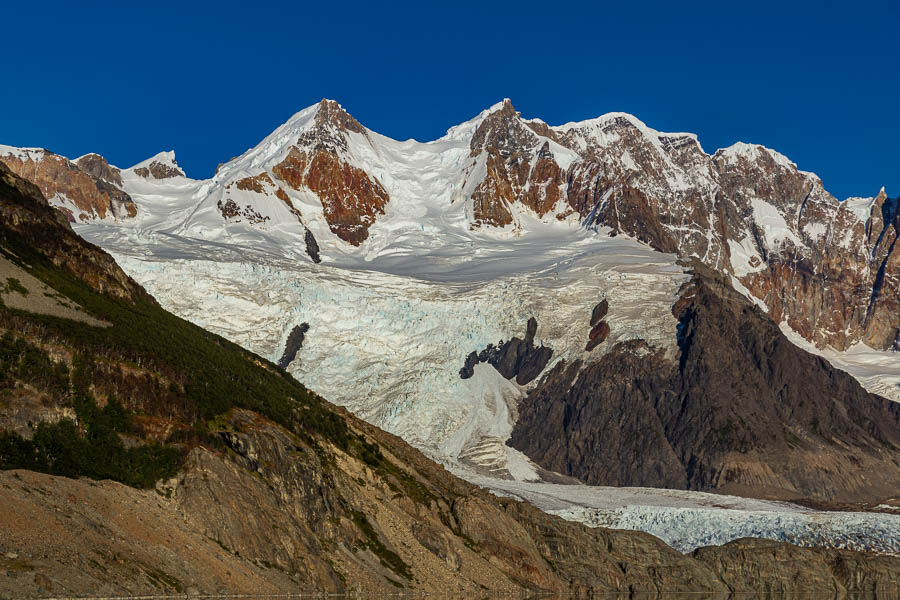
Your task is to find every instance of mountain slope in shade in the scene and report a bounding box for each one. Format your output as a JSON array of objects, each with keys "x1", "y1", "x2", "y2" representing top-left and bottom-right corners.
[
  {"x1": 7, "y1": 149, "x2": 900, "y2": 597},
  {"x1": 509, "y1": 262, "x2": 900, "y2": 502}
]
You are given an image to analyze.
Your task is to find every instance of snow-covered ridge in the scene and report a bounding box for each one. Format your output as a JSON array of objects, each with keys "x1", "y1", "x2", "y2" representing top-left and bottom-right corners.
[
  {"x1": 212, "y1": 103, "x2": 320, "y2": 181},
  {"x1": 715, "y1": 141, "x2": 798, "y2": 171},
  {"x1": 0, "y1": 144, "x2": 53, "y2": 162},
  {"x1": 128, "y1": 149, "x2": 179, "y2": 171}
]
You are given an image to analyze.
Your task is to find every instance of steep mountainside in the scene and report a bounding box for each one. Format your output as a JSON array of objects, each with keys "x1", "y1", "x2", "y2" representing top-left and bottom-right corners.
[
  {"x1": 3, "y1": 100, "x2": 899, "y2": 558},
  {"x1": 0, "y1": 146, "x2": 136, "y2": 222},
  {"x1": 509, "y1": 263, "x2": 900, "y2": 502},
  {"x1": 8, "y1": 160, "x2": 900, "y2": 597}
]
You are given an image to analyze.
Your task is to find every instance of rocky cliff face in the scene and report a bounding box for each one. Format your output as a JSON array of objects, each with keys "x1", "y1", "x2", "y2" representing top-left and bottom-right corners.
[
  {"x1": 4, "y1": 406, "x2": 900, "y2": 598},
  {"x1": 465, "y1": 104, "x2": 899, "y2": 351},
  {"x1": 271, "y1": 100, "x2": 389, "y2": 245},
  {"x1": 467, "y1": 99, "x2": 567, "y2": 227},
  {"x1": 509, "y1": 264, "x2": 900, "y2": 502},
  {"x1": 0, "y1": 161, "x2": 145, "y2": 301},
  {"x1": 0, "y1": 147, "x2": 136, "y2": 221}
]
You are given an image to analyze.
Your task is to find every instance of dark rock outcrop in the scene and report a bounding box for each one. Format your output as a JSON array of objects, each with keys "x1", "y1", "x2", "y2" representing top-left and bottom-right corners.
[
  {"x1": 277, "y1": 323, "x2": 309, "y2": 368},
  {"x1": 305, "y1": 228, "x2": 321, "y2": 263},
  {"x1": 460, "y1": 317, "x2": 552, "y2": 385},
  {"x1": 589, "y1": 298, "x2": 608, "y2": 326},
  {"x1": 510, "y1": 266, "x2": 900, "y2": 502},
  {"x1": 133, "y1": 159, "x2": 184, "y2": 179},
  {"x1": 585, "y1": 320, "x2": 610, "y2": 352}
]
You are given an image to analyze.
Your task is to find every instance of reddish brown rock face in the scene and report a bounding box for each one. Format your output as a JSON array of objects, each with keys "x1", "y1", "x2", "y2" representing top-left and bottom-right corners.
[
  {"x1": 133, "y1": 160, "x2": 184, "y2": 179},
  {"x1": 218, "y1": 173, "x2": 300, "y2": 224},
  {"x1": 585, "y1": 321, "x2": 610, "y2": 352},
  {"x1": 720, "y1": 166, "x2": 900, "y2": 351},
  {"x1": 474, "y1": 103, "x2": 898, "y2": 351},
  {"x1": 470, "y1": 154, "x2": 515, "y2": 228},
  {"x1": 469, "y1": 101, "x2": 566, "y2": 228},
  {"x1": 0, "y1": 151, "x2": 136, "y2": 220},
  {"x1": 254, "y1": 99, "x2": 391, "y2": 245},
  {"x1": 273, "y1": 148, "x2": 388, "y2": 245},
  {"x1": 75, "y1": 153, "x2": 123, "y2": 187},
  {"x1": 242, "y1": 172, "x2": 302, "y2": 220},
  {"x1": 315, "y1": 98, "x2": 366, "y2": 135}
]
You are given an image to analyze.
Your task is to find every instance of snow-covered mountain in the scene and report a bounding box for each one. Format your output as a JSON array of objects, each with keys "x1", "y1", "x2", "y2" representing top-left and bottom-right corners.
[
  {"x1": 6, "y1": 98, "x2": 894, "y2": 350},
  {"x1": 3, "y1": 98, "x2": 900, "y2": 554}
]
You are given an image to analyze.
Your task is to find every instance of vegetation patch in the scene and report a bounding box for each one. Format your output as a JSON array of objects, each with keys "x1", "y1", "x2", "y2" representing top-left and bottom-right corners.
[
  {"x1": 143, "y1": 566, "x2": 183, "y2": 592},
  {"x1": 4, "y1": 277, "x2": 28, "y2": 296},
  {"x1": 350, "y1": 509, "x2": 412, "y2": 581}
]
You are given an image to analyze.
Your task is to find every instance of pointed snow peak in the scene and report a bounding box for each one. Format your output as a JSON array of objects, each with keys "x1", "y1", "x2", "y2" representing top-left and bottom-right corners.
[
  {"x1": 484, "y1": 98, "x2": 518, "y2": 118},
  {"x1": 135, "y1": 150, "x2": 178, "y2": 167},
  {"x1": 556, "y1": 110, "x2": 649, "y2": 134},
  {"x1": 130, "y1": 150, "x2": 185, "y2": 179},
  {"x1": 553, "y1": 111, "x2": 701, "y2": 163},
  {"x1": 715, "y1": 142, "x2": 797, "y2": 171},
  {"x1": 440, "y1": 99, "x2": 517, "y2": 143}
]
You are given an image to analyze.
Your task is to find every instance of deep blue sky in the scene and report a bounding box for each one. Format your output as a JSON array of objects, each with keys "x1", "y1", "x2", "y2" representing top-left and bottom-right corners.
[{"x1": 2, "y1": 1, "x2": 897, "y2": 199}]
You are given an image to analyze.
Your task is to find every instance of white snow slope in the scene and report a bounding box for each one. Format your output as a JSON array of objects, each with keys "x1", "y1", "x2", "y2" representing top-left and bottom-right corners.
[{"x1": 57, "y1": 99, "x2": 900, "y2": 554}]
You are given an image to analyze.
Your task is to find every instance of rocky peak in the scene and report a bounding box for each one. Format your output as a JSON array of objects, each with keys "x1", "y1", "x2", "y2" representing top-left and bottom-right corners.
[
  {"x1": 291, "y1": 100, "x2": 370, "y2": 155},
  {"x1": 0, "y1": 146, "x2": 136, "y2": 221},
  {"x1": 466, "y1": 99, "x2": 571, "y2": 228},
  {"x1": 470, "y1": 99, "x2": 538, "y2": 156},
  {"x1": 75, "y1": 153, "x2": 123, "y2": 186},
  {"x1": 263, "y1": 101, "x2": 388, "y2": 246},
  {"x1": 867, "y1": 188, "x2": 898, "y2": 243},
  {"x1": 714, "y1": 142, "x2": 827, "y2": 215},
  {"x1": 132, "y1": 151, "x2": 185, "y2": 179},
  {"x1": 314, "y1": 99, "x2": 366, "y2": 135}
]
